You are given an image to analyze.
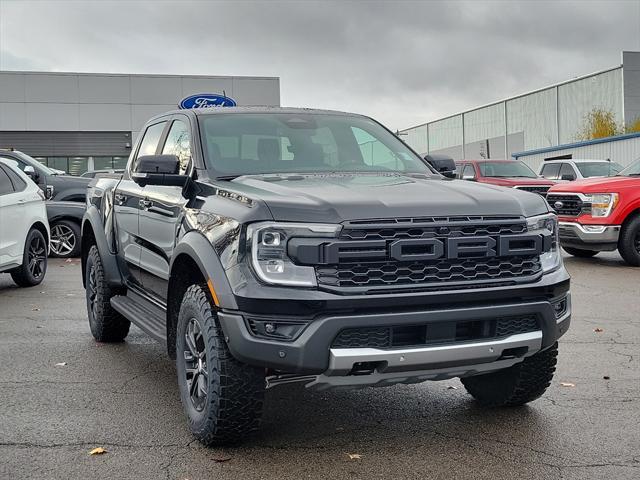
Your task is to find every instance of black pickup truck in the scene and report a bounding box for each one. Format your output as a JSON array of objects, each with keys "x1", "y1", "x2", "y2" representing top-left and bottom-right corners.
[{"x1": 81, "y1": 107, "x2": 571, "y2": 446}]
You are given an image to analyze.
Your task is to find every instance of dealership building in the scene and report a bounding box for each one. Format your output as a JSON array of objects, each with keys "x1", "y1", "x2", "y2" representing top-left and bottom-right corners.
[
  {"x1": 0, "y1": 71, "x2": 280, "y2": 175},
  {"x1": 400, "y1": 51, "x2": 640, "y2": 167}
]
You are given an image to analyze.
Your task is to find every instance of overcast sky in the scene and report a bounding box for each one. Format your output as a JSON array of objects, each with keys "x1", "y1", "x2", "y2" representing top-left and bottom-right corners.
[{"x1": 1, "y1": 0, "x2": 639, "y2": 130}]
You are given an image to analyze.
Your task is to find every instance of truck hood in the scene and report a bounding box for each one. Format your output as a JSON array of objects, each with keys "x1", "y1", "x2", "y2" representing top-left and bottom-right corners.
[
  {"x1": 229, "y1": 173, "x2": 550, "y2": 223},
  {"x1": 549, "y1": 176, "x2": 640, "y2": 193}
]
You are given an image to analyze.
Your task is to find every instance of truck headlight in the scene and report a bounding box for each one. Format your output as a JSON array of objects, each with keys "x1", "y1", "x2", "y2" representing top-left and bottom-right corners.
[
  {"x1": 246, "y1": 222, "x2": 341, "y2": 287},
  {"x1": 586, "y1": 193, "x2": 618, "y2": 217},
  {"x1": 527, "y1": 213, "x2": 561, "y2": 273}
]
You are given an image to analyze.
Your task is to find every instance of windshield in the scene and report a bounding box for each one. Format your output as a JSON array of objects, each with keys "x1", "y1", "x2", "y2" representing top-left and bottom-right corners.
[
  {"x1": 576, "y1": 162, "x2": 623, "y2": 177},
  {"x1": 199, "y1": 113, "x2": 434, "y2": 177},
  {"x1": 13, "y1": 151, "x2": 56, "y2": 175},
  {"x1": 478, "y1": 161, "x2": 537, "y2": 178},
  {"x1": 618, "y1": 158, "x2": 640, "y2": 176}
]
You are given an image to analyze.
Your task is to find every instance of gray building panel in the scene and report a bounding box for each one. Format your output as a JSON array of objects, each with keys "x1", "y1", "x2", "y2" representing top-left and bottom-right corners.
[{"x1": 0, "y1": 70, "x2": 280, "y2": 174}]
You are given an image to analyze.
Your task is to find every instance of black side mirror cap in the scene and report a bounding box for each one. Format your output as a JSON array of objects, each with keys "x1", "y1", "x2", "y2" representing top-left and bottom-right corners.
[
  {"x1": 131, "y1": 154, "x2": 189, "y2": 187},
  {"x1": 424, "y1": 154, "x2": 457, "y2": 177}
]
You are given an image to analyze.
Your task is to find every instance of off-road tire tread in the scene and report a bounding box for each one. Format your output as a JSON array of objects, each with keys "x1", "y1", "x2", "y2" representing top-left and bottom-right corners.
[
  {"x1": 461, "y1": 343, "x2": 558, "y2": 407},
  {"x1": 563, "y1": 247, "x2": 598, "y2": 258},
  {"x1": 86, "y1": 245, "x2": 130, "y2": 342},
  {"x1": 178, "y1": 284, "x2": 264, "y2": 446},
  {"x1": 10, "y1": 229, "x2": 47, "y2": 287},
  {"x1": 50, "y1": 219, "x2": 81, "y2": 258},
  {"x1": 618, "y1": 214, "x2": 640, "y2": 267}
]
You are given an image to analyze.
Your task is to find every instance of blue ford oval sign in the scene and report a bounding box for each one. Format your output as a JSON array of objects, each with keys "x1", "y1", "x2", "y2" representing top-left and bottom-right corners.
[{"x1": 179, "y1": 93, "x2": 237, "y2": 109}]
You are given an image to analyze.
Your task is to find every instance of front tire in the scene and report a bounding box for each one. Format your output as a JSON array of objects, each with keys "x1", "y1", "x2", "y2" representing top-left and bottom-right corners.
[
  {"x1": 10, "y1": 228, "x2": 48, "y2": 287},
  {"x1": 618, "y1": 215, "x2": 640, "y2": 266},
  {"x1": 50, "y1": 220, "x2": 81, "y2": 258},
  {"x1": 176, "y1": 284, "x2": 265, "y2": 446},
  {"x1": 461, "y1": 343, "x2": 558, "y2": 407},
  {"x1": 85, "y1": 245, "x2": 130, "y2": 342},
  {"x1": 563, "y1": 246, "x2": 598, "y2": 258}
]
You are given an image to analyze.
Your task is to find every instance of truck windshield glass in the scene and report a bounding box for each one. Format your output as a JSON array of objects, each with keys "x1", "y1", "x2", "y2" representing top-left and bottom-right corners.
[
  {"x1": 199, "y1": 113, "x2": 434, "y2": 177},
  {"x1": 576, "y1": 162, "x2": 623, "y2": 177},
  {"x1": 618, "y1": 158, "x2": 640, "y2": 176},
  {"x1": 478, "y1": 162, "x2": 537, "y2": 178}
]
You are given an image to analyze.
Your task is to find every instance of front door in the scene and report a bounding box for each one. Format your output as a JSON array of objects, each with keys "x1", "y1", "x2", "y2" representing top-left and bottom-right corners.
[
  {"x1": 114, "y1": 120, "x2": 168, "y2": 288},
  {"x1": 138, "y1": 117, "x2": 193, "y2": 302}
]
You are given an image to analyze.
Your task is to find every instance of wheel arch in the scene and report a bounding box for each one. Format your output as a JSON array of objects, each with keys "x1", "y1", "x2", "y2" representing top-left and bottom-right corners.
[
  {"x1": 80, "y1": 207, "x2": 122, "y2": 288},
  {"x1": 30, "y1": 221, "x2": 49, "y2": 248},
  {"x1": 166, "y1": 231, "x2": 237, "y2": 359}
]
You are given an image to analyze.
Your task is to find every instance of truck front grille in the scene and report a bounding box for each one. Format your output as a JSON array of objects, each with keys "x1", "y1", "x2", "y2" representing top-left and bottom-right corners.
[
  {"x1": 331, "y1": 315, "x2": 540, "y2": 349},
  {"x1": 515, "y1": 185, "x2": 551, "y2": 197},
  {"x1": 546, "y1": 194, "x2": 585, "y2": 217},
  {"x1": 316, "y1": 256, "x2": 541, "y2": 288},
  {"x1": 313, "y1": 216, "x2": 542, "y2": 291}
]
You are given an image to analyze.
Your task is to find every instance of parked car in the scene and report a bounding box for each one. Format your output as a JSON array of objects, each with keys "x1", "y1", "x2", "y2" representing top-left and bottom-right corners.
[
  {"x1": 81, "y1": 169, "x2": 124, "y2": 179},
  {"x1": 46, "y1": 201, "x2": 85, "y2": 258},
  {"x1": 547, "y1": 158, "x2": 640, "y2": 266},
  {"x1": 0, "y1": 149, "x2": 90, "y2": 202},
  {"x1": 0, "y1": 158, "x2": 49, "y2": 286},
  {"x1": 455, "y1": 159, "x2": 556, "y2": 196},
  {"x1": 539, "y1": 159, "x2": 623, "y2": 181},
  {"x1": 82, "y1": 107, "x2": 570, "y2": 445}
]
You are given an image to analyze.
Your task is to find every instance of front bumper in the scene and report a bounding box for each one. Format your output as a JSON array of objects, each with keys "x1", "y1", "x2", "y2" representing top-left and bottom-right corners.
[
  {"x1": 218, "y1": 268, "x2": 571, "y2": 388},
  {"x1": 559, "y1": 222, "x2": 620, "y2": 251}
]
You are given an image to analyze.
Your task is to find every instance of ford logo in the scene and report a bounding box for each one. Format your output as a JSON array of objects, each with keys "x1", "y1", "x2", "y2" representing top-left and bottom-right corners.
[
  {"x1": 553, "y1": 201, "x2": 564, "y2": 210},
  {"x1": 179, "y1": 93, "x2": 237, "y2": 109}
]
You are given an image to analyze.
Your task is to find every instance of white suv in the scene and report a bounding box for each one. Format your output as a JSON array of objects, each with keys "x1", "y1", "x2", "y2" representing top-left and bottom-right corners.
[
  {"x1": 0, "y1": 159, "x2": 49, "y2": 287},
  {"x1": 538, "y1": 159, "x2": 623, "y2": 181}
]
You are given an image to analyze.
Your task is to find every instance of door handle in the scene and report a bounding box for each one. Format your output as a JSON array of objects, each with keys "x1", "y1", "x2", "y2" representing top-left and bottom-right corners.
[
  {"x1": 114, "y1": 193, "x2": 127, "y2": 205},
  {"x1": 139, "y1": 199, "x2": 153, "y2": 209}
]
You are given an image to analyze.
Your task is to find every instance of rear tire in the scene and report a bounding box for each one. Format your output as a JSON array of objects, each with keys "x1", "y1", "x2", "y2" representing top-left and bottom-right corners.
[
  {"x1": 461, "y1": 343, "x2": 558, "y2": 407},
  {"x1": 176, "y1": 284, "x2": 265, "y2": 446},
  {"x1": 10, "y1": 228, "x2": 48, "y2": 287},
  {"x1": 618, "y1": 215, "x2": 640, "y2": 267},
  {"x1": 85, "y1": 245, "x2": 130, "y2": 342},
  {"x1": 49, "y1": 220, "x2": 81, "y2": 258},
  {"x1": 563, "y1": 247, "x2": 599, "y2": 258}
]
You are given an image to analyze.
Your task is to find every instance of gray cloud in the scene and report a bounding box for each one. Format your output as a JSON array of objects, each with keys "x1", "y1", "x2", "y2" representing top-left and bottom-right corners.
[{"x1": 1, "y1": 0, "x2": 638, "y2": 129}]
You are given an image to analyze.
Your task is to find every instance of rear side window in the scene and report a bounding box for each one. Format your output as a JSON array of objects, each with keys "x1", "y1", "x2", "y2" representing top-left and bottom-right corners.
[
  {"x1": 540, "y1": 163, "x2": 561, "y2": 180},
  {"x1": 3, "y1": 165, "x2": 27, "y2": 192},
  {"x1": 0, "y1": 166, "x2": 15, "y2": 195},
  {"x1": 462, "y1": 164, "x2": 476, "y2": 179},
  {"x1": 133, "y1": 122, "x2": 167, "y2": 171}
]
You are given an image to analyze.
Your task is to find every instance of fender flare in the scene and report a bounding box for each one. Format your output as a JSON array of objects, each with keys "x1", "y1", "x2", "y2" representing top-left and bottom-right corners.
[
  {"x1": 170, "y1": 231, "x2": 238, "y2": 310},
  {"x1": 81, "y1": 206, "x2": 122, "y2": 288}
]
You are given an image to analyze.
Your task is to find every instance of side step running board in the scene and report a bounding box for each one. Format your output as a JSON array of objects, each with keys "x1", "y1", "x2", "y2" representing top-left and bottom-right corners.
[{"x1": 110, "y1": 292, "x2": 167, "y2": 343}]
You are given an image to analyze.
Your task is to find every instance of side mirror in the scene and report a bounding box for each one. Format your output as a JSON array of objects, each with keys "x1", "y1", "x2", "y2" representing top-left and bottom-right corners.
[
  {"x1": 424, "y1": 155, "x2": 457, "y2": 178},
  {"x1": 560, "y1": 174, "x2": 575, "y2": 181},
  {"x1": 23, "y1": 165, "x2": 38, "y2": 181},
  {"x1": 131, "y1": 155, "x2": 187, "y2": 187}
]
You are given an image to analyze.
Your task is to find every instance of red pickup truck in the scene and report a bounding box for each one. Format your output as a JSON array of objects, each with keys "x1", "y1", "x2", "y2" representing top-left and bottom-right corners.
[
  {"x1": 455, "y1": 159, "x2": 556, "y2": 196},
  {"x1": 546, "y1": 158, "x2": 640, "y2": 266}
]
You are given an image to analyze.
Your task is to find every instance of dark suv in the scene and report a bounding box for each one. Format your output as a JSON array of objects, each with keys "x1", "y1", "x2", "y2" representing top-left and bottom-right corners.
[
  {"x1": 0, "y1": 149, "x2": 90, "y2": 202},
  {"x1": 81, "y1": 107, "x2": 571, "y2": 445}
]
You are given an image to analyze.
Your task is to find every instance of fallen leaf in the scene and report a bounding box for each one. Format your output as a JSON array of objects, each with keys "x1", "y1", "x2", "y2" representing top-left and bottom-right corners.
[
  {"x1": 212, "y1": 457, "x2": 231, "y2": 463},
  {"x1": 603, "y1": 376, "x2": 610, "y2": 380},
  {"x1": 31, "y1": 307, "x2": 40, "y2": 311},
  {"x1": 55, "y1": 362, "x2": 67, "y2": 366},
  {"x1": 593, "y1": 328, "x2": 604, "y2": 333},
  {"x1": 447, "y1": 385, "x2": 458, "y2": 390},
  {"x1": 347, "y1": 453, "x2": 362, "y2": 460},
  {"x1": 65, "y1": 258, "x2": 74, "y2": 263},
  {"x1": 560, "y1": 382, "x2": 575, "y2": 387},
  {"x1": 89, "y1": 447, "x2": 106, "y2": 455}
]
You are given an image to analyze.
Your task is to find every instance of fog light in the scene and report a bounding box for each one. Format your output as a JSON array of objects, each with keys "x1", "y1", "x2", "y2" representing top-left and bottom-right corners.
[
  {"x1": 266, "y1": 259, "x2": 285, "y2": 273},
  {"x1": 247, "y1": 319, "x2": 307, "y2": 341},
  {"x1": 552, "y1": 297, "x2": 568, "y2": 318}
]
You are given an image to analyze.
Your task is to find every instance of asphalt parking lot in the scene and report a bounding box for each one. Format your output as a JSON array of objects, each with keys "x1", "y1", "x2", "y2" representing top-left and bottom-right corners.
[{"x1": 0, "y1": 253, "x2": 638, "y2": 480}]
